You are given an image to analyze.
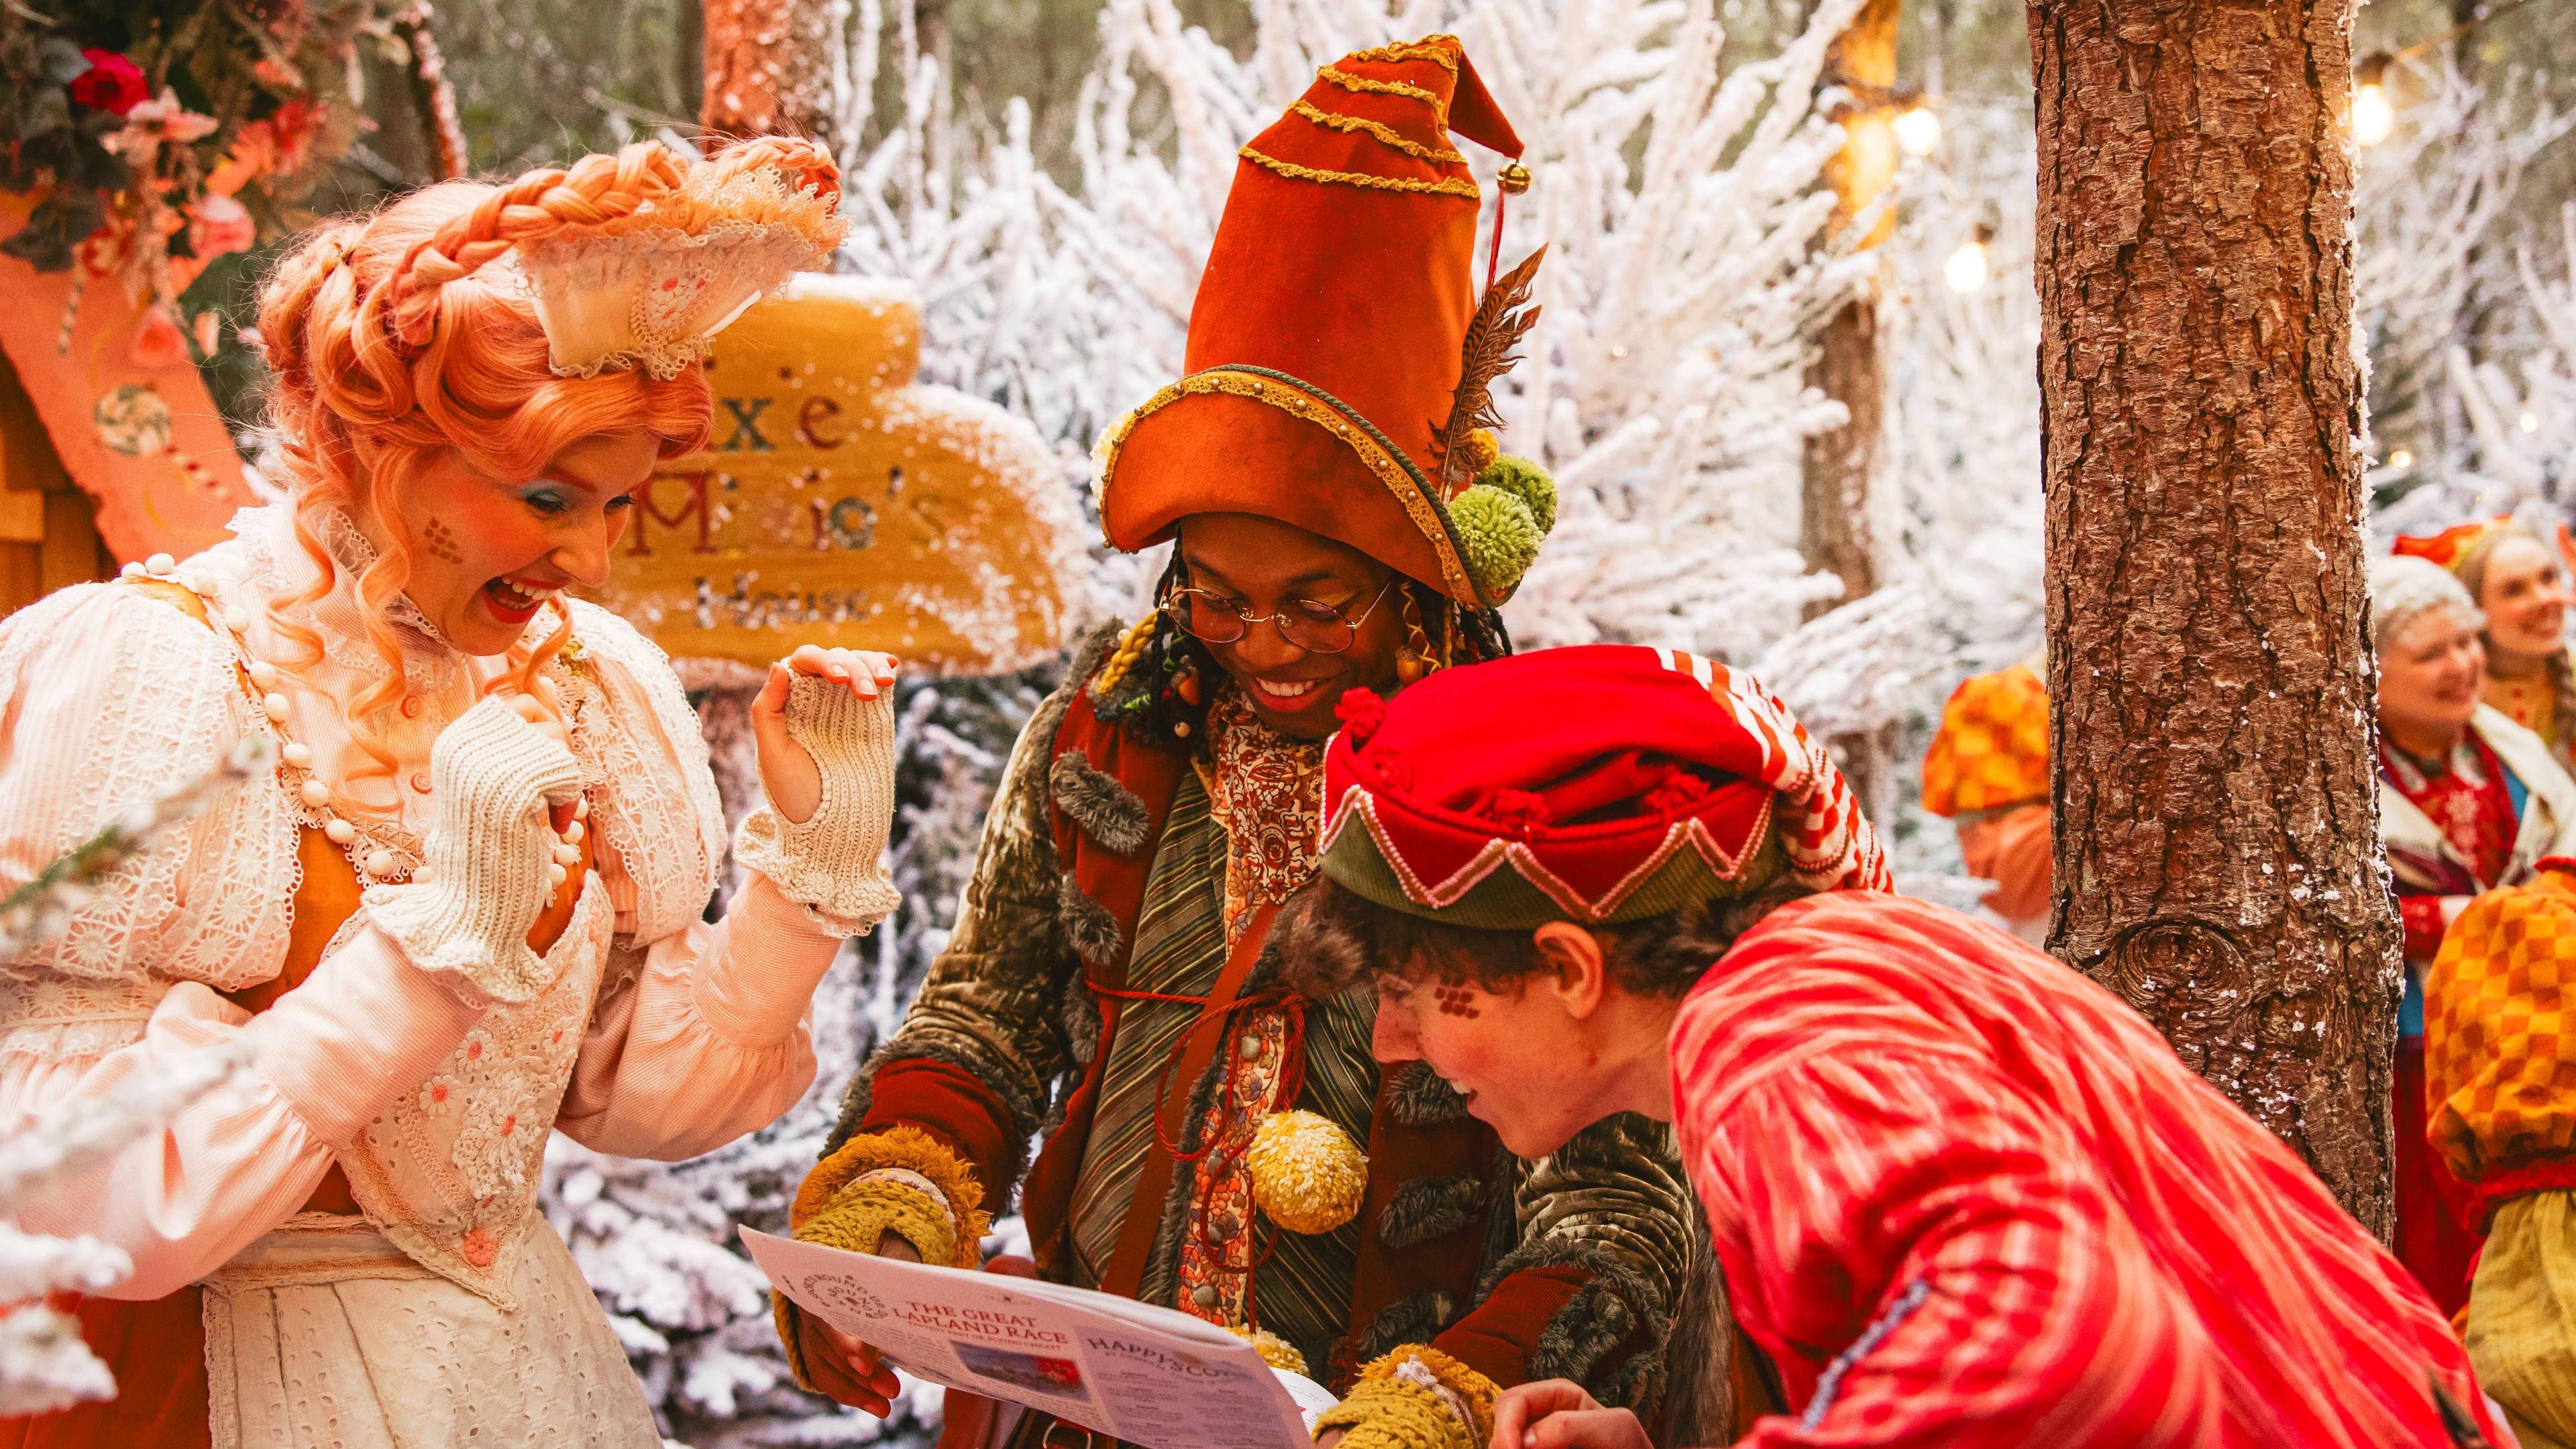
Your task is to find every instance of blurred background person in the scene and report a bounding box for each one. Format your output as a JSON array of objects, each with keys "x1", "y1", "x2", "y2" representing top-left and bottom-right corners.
[
  {"x1": 1921, "y1": 650, "x2": 2051, "y2": 945},
  {"x1": 2424, "y1": 854, "x2": 2576, "y2": 1448},
  {"x1": 2372, "y1": 551, "x2": 2576, "y2": 1318},
  {"x1": 2398, "y1": 516, "x2": 2576, "y2": 775}
]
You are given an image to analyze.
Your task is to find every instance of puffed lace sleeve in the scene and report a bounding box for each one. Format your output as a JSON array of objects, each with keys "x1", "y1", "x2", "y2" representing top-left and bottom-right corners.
[
  {"x1": 0, "y1": 582, "x2": 484, "y2": 1297},
  {"x1": 553, "y1": 603, "x2": 877, "y2": 1159},
  {"x1": 0, "y1": 582, "x2": 294, "y2": 994}
]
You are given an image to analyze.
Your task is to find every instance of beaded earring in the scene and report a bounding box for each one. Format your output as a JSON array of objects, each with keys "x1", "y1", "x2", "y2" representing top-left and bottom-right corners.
[{"x1": 1395, "y1": 588, "x2": 1435, "y2": 684}]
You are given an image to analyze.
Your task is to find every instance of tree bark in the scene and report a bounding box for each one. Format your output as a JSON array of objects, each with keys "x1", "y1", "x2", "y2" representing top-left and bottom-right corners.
[
  {"x1": 2031, "y1": 0, "x2": 2400, "y2": 1234},
  {"x1": 700, "y1": 0, "x2": 837, "y2": 140},
  {"x1": 1802, "y1": 0, "x2": 1901, "y2": 820}
]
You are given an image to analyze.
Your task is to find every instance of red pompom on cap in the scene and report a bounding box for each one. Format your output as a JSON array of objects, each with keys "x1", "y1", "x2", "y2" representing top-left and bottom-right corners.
[{"x1": 1335, "y1": 688, "x2": 1388, "y2": 745}]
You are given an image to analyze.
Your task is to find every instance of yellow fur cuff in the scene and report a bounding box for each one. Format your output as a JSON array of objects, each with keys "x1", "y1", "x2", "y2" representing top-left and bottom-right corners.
[
  {"x1": 776, "y1": 1127, "x2": 995, "y2": 1392},
  {"x1": 1230, "y1": 1326, "x2": 1309, "y2": 1375},
  {"x1": 792, "y1": 1124, "x2": 992, "y2": 1266},
  {"x1": 799, "y1": 1179, "x2": 966, "y2": 1267},
  {"x1": 1311, "y1": 1346, "x2": 1497, "y2": 1449}
]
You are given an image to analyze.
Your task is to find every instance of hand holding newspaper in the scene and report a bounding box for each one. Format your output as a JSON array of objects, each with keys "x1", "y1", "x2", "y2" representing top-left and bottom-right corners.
[{"x1": 743, "y1": 1228, "x2": 1340, "y2": 1449}]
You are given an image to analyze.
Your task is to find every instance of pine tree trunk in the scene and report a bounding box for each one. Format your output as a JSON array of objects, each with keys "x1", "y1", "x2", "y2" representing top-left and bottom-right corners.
[
  {"x1": 1802, "y1": 0, "x2": 1900, "y2": 819},
  {"x1": 701, "y1": 0, "x2": 836, "y2": 139},
  {"x1": 2031, "y1": 0, "x2": 2400, "y2": 1234}
]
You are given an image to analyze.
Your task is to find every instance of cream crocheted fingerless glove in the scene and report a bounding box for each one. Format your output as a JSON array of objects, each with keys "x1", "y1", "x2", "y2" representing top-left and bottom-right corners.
[
  {"x1": 736, "y1": 674, "x2": 900, "y2": 936},
  {"x1": 362, "y1": 696, "x2": 584, "y2": 1006}
]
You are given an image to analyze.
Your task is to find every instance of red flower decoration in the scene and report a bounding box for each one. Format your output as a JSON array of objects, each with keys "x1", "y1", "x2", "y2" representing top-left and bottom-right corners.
[
  {"x1": 69, "y1": 50, "x2": 149, "y2": 117},
  {"x1": 1335, "y1": 688, "x2": 1388, "y2": 745}
]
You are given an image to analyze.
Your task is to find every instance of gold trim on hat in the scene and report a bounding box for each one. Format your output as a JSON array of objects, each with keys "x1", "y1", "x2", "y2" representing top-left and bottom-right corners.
[
  {"x1": 1344, "y1": 36, "x2": 1463, "y2": 74},
  {"x1": 1289, "y1": 99, "x2": 1466, "y2": 164},
  {"x1": 1097, "y1": 366, "x2": 1479, "y2": 603},
  {"x1": 1237, "y1": 145, "x2": 1480, "y2": 200},
  {"x1": 1316, "y1": 66, "x2": 1450, "y2": 127}
]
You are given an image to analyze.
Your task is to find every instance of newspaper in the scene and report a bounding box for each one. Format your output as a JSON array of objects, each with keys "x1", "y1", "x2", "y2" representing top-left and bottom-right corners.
[{"x1": 743, "y1": 1228, "x2": 1338, "y2": 1449}]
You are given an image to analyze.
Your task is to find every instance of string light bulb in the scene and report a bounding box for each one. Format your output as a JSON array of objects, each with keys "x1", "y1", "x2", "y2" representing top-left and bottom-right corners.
[
  {"x1": 2353, "y1": 53, "x2": 2395, "y2": 147},
  {"x1": 1945, "y1": 222, "x2": 1994, "y2": 294},
  {"x1": 1894, "y1": 104, "x2": 1942, "y2": 158},
  {"x1": 2389, "y1": 448, "x2": 2414, "y2": 470},
  {"x1": 2522, "y1": 409, "x2": 2541, "y2": 433}
]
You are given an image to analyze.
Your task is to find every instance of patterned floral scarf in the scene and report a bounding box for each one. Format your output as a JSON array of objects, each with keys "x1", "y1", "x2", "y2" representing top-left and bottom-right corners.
[{"x1": 1203, "y1": 688, "x2": 1328, "y2": 941}]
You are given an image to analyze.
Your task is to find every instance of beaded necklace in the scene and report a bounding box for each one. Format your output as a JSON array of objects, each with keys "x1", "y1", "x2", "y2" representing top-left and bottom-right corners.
[{"x1": 125, "y1": 550, "x2": 587, "y2": 892}]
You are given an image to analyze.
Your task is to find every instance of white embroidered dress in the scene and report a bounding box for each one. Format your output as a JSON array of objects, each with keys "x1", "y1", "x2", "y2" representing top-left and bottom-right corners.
[{"x1": 0, "y1": 506, "x2": 898, "y2": 1447}]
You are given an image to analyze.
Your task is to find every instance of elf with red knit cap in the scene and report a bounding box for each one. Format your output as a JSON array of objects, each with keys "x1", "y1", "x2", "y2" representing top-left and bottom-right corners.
[
  {"x1": 1279, "y1": 645, "x2": 2506, "y2": 1446},
  {"x1": 777, "y1": 37, "x2": 1739, "y2": 1449}
]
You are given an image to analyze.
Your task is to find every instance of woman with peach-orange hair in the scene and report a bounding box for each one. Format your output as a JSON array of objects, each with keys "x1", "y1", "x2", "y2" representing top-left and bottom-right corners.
[{"x1": 0, "y1": 139, "x2": 896, "y2": 1448}]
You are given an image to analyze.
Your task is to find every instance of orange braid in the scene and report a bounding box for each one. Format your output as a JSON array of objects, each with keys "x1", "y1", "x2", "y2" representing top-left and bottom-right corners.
[
  {"x1": 705, "y1": 134, "x2": 843, "y2": 210},
  {"x1": 382, "y1": 141, "x2": 689, "y2": 350}
]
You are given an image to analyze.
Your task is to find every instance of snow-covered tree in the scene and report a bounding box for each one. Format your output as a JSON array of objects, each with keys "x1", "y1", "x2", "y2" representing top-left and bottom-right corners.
[{"x1": 2355, "y1": 62, "x2": 2576, "y2": 537}]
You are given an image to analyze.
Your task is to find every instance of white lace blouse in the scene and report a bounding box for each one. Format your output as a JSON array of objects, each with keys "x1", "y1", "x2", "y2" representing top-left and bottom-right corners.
[{"x1": 0, "y1": 504, "x2": 890, "y2": 1303}]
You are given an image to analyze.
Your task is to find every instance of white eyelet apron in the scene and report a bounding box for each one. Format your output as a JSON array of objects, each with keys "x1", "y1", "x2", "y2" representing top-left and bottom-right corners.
[{"x1": 200, "y1": 1211, "x2": 660, "y2": 1449}]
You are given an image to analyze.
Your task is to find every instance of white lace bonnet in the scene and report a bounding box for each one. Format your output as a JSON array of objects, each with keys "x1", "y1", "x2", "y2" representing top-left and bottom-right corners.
[{"x1": 509, "y1": 142, "x2": 847, "y2": 380}]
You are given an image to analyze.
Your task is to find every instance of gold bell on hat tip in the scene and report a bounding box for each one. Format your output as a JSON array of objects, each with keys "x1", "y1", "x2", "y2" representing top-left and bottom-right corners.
[{"x1": 1499, "y1": 162, "x2": 1533, "y2": 195}]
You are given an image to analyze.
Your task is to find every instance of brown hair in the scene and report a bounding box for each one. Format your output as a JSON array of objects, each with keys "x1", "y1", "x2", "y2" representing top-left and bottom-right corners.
[
  {"x1": 1272, "y1": 875, "x2": 1814, "y2": 1000},
  {"x1": 2453, "y1": 518, "x2": 2557, "y2": 614}
]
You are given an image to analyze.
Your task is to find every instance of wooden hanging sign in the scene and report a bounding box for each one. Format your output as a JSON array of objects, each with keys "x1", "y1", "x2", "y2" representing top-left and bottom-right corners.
[{"x1": 592, "y1": 273, "x2": 1082, "y2": 675}]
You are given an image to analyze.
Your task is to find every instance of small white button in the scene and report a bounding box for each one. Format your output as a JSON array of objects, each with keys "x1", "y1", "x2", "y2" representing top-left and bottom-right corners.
[
  {"x1": 364, "y1": 849, "x2": 396, "y2": 879},
  {"x1": 546, "y1": 863, "x2": 568, "y2": 887},
  {"x1": 573, "y1": 796, "x2": 590, "y2": 820},
  {"x1": 119, "y1": 561, "x2": 144, "y2": 578},
  {"x1": 324, "y1": 818, "x2": 357, "y2": 845},
  {"x1": 262, "y1": 693, "x2": 289, "y2": 722},
  {"x1": 280, "y1": 742, "x2": 313, "y2": 768},
  {"x1": 300, "y1": 780, "x2": 329, "y2": 808},
  {"x1": 563, "y1": 820, "x2": 585, "y2": 844},
  {"x1": 222, "y1": 606, "x2": 253, "y2": 631},
  {"x1": 248, "y1": 660, "x2": 279, "y2": 690},
  {"x1": 144, "y1": 553, "x2": 175, "y2": 575}
]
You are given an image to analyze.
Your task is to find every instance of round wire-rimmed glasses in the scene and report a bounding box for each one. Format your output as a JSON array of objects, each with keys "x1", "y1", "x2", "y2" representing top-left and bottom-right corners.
[{"x1": 1163, "y1": 577, "x2": 1395, "y2": 654}]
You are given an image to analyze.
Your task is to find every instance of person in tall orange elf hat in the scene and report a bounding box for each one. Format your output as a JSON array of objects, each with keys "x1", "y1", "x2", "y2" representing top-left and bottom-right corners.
[
  {"x1": 1919, "y1": 651, "x2": 2050, "y2": 944},
  {"x1": 774, "y1": 35, "x2": 1758, "y2": 1449}
]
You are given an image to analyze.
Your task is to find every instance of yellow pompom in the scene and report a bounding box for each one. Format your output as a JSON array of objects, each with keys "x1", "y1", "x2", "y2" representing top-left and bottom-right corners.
[
  {"x1": 1230, "y1": 1326, "x2": 1310, "y2": 1376},
  {"x1": 1463, "y1": 428, "x2": 1501, "y2": 474},
  {"x1": 1247, "y1": 1110, "x2": 1368, "y2": 1235}
]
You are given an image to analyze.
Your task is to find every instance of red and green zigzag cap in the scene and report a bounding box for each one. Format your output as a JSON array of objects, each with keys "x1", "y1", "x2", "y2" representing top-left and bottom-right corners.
[{"x1": 1317, "y1": 644, "x2": 1890, "y2": 928}]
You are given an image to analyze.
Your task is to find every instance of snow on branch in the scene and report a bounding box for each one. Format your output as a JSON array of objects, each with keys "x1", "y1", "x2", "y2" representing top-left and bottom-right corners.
[{"x1": 0, "y1": 737, "x2": 267, "y2": 1415}]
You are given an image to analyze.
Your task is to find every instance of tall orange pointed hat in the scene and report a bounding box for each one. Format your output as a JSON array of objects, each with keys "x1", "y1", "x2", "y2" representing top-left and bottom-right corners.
[{"x1": 1096, "y1": 36, "x2": 1556, "y2": 609}]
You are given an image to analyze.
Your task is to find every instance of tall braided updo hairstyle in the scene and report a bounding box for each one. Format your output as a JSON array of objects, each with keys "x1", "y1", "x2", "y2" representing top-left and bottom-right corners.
[{"x1": 253, "y1": 137, "x2": 836, "y2": 780}]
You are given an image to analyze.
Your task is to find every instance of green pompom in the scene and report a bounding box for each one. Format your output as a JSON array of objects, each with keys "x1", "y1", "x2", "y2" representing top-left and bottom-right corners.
[
  {"x1": 1449, "y1": 484, "x2": 1542, "y2": 601},
  {"x1": 1475, "y1": 454, "x2": 1557, "y2": 536}
]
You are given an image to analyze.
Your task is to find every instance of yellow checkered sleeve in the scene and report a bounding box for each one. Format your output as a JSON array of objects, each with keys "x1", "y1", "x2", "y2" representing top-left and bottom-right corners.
[
  {"x1": 1921, "y1": 664, "x2": 2050, "y2": 818},
  {"x1": 2428, "y1": 866, "x2": 2576, "y2": 1179}
]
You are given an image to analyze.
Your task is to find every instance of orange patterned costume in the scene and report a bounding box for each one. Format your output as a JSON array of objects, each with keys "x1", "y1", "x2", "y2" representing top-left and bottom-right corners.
[
  {"x1": 2427, "y1": 857, "x2": 2576, "y2": 1446},
  {"x1": 1921, "y1": 663, "x2": 2051, "y2": 934}
]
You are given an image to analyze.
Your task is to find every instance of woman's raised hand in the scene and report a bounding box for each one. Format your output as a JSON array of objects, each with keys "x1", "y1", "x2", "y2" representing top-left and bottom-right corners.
[{"x1": 753, "y1": 645, "x2": 898, "y2": 823}]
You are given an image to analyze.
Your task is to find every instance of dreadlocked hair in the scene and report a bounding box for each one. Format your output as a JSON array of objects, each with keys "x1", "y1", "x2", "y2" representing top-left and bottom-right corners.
[{"x1": 1089, "y1": 556, "x2": 1514, "y2": 747}]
